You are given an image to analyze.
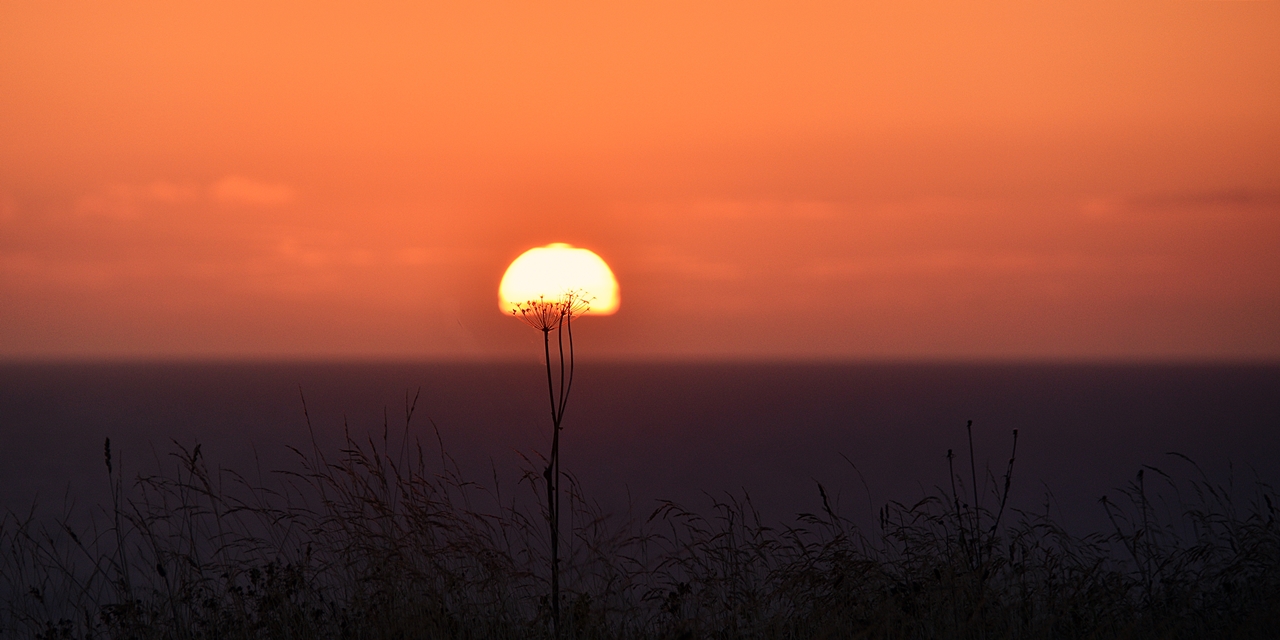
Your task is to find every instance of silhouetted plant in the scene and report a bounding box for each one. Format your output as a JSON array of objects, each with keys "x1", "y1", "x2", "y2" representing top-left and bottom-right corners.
[
  {"x1": 510, "y1": 290, "x2": 592, "y2": 638},
  {"x1": 3, "y1": 410, "x2": 1279, "y2": 639}
]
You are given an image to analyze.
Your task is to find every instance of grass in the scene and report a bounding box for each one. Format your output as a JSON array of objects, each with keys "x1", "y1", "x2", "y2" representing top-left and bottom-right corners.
[{"x1": 2, "y1": 399, "x2": 1279, "y2": 639}]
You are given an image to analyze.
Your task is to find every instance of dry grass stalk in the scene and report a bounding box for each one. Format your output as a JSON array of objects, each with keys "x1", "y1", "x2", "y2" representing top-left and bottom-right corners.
[{"x1": 3, "y1": 414, "x2": 1279, "y2": 639}]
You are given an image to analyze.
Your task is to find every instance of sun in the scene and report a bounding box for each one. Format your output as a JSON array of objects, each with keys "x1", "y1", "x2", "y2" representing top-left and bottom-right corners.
[{"x1": 499, "y1": 243, "x2": 619, "y2": 315}]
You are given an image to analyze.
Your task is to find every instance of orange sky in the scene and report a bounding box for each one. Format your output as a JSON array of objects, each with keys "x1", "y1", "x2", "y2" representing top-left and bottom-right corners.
[{"x1": 2, "y1": 1, "x2": 1278, "y2": 360}]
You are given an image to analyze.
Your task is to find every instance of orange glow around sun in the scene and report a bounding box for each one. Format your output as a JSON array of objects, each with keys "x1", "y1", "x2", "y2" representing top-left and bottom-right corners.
[
  {"x1": 499, "y1": 244, "x2": 620, "y2": 316},
  {"x1": 1, "y1": 2, "x2": 1278, "y2": 360}
]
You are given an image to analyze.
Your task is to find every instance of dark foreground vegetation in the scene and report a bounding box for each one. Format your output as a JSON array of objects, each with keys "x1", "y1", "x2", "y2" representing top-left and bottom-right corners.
[{"x1": 3, "y1": 407, "x2": 1279, "y2": 639}]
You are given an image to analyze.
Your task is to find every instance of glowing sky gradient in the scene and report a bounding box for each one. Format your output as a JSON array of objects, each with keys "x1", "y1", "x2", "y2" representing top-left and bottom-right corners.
[{"x1": 2, "y1": 2, "x2": 1277, "y2": 360}]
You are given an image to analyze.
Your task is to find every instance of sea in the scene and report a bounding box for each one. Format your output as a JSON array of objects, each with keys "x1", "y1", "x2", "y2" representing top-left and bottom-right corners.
[{"x1": 2, "y1": 361, "x2": 1278, "y2": 535}]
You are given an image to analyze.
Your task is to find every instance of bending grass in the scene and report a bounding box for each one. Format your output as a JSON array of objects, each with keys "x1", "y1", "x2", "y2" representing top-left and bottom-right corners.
[{"x1": 2, "y1": 410, "x2": 1278, "y2": 639}]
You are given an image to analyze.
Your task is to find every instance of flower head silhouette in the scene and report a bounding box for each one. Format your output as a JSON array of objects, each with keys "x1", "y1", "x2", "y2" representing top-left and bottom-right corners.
[
  {"x1": 559, "y1": 289, "x2": 593, "y2": 320},
  {"x1": 511, "y1": 296, "x2": 564, "y2": 332},
  {"x1": 510, "y1": 290, "x2": 593, "y2": 332}
]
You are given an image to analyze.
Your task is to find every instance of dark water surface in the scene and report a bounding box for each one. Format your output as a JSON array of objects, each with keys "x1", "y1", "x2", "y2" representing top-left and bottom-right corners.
[{"x1": 2, "y1": 362, "x2": 1278, "y2": 533}]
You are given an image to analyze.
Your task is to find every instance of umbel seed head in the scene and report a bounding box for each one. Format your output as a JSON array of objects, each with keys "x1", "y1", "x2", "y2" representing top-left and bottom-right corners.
[{"x1": 511, "y1": 291, "x2": 593, "y2": 332}]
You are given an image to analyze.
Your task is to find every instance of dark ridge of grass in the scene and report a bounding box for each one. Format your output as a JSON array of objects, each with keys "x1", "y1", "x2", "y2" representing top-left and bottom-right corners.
[{"x1": 2, "y1": 409, "x2": 1279, "y2": 639}]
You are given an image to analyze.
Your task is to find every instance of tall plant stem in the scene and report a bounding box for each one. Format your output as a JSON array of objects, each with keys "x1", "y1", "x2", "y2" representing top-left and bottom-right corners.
[
  {"x1": 562, "y1": 310, "x2": 576, "y2": 420},
  {"x1": 541, "y1": 328, "x2": 562, "y2": 638},
  {"x1": 543, "y1": 327, "x2": 559, "y2": 435},
  {"x1": 525, "y1": 298, "x2": 580, "y2": 639}
]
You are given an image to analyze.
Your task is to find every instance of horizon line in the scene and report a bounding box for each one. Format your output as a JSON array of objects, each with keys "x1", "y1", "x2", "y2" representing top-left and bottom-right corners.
[{"x1": 4, "y1": 355, "x2": 1279, "y2": 367}]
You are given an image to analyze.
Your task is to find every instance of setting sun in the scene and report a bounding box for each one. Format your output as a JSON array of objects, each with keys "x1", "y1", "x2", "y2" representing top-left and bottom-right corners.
[{"x1": 498, "y1": 243, "x2": 620, "y2": 316}]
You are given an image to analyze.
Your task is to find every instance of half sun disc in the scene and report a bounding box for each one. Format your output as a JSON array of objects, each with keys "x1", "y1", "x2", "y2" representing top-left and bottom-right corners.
[{"x1": 498, "y1": 243, "x2": 619, "y2": 316}]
